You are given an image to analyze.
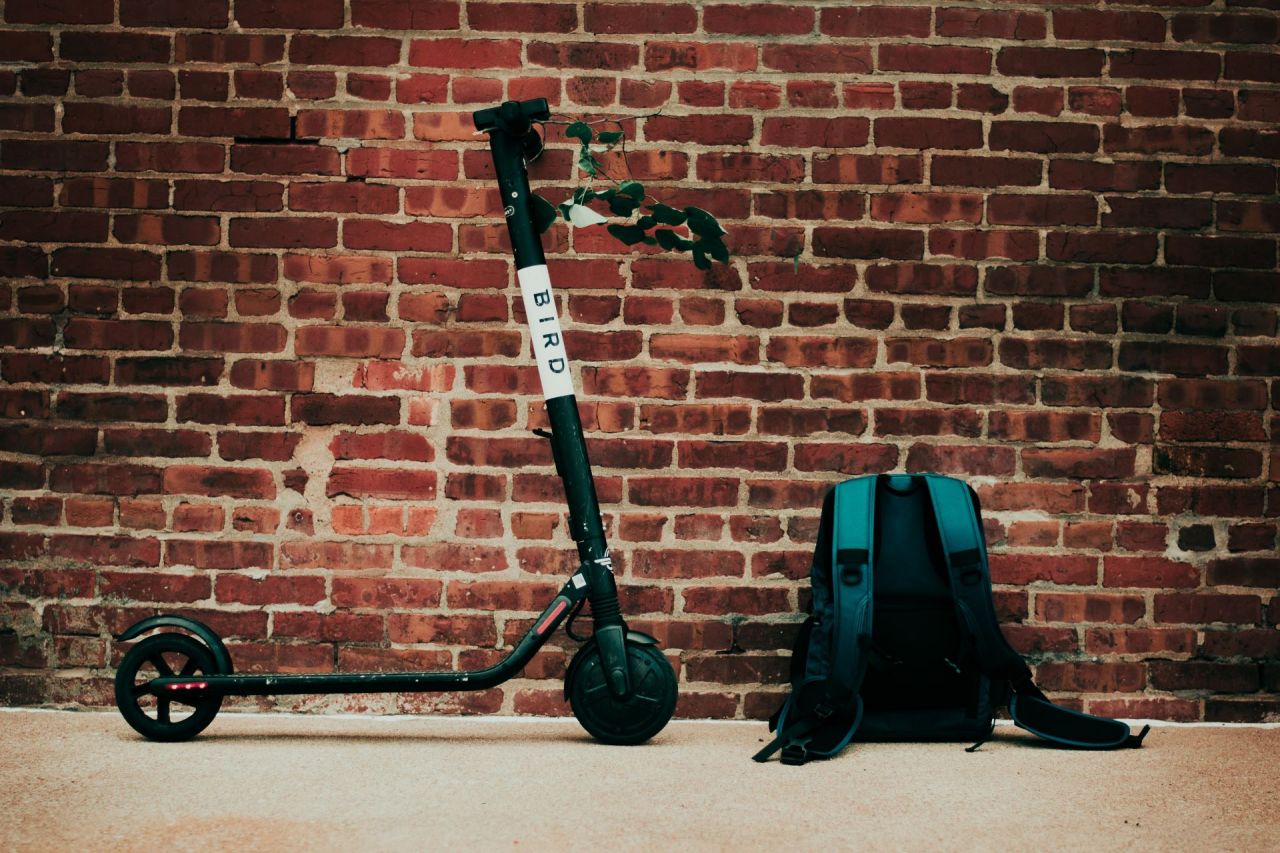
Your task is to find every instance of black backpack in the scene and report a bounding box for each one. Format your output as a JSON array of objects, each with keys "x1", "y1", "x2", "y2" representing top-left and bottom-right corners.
[{"x1": 754, "y1": 473, "x2": 1150, "y2": 765}]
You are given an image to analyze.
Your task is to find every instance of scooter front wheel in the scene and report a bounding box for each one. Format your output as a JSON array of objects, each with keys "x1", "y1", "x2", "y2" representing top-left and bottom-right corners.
[
  {"x1": 567, "y1": 641, "x2": 677, "y2": 745},
  {"x1": 114, "y1": 633, "x2": 223, "y2": 742}
]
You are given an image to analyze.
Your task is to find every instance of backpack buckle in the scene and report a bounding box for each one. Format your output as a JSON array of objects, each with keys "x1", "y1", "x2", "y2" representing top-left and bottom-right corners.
[
  {"x1": 951, "y1": 548, "x2": 982, "y2": 585},
  {"x1": 780, "y1": 740, "x2": 811, "y2": 766},
  {"x1": 836, "y1": 548, "x2": 868, "y2": 585}
]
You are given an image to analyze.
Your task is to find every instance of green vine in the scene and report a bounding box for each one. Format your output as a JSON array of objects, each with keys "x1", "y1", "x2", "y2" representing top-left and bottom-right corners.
[{"x1": 530, "y1": 116, "x2": 730, "y2": 271}]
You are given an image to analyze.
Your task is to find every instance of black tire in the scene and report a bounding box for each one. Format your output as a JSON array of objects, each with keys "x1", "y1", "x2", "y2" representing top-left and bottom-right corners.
[
  {"x1": 114, "y1": 633, "x2": 222, "y2": 742},
  {"x1": 567, "y1": 641, "x2": 678, "y2": 745}
]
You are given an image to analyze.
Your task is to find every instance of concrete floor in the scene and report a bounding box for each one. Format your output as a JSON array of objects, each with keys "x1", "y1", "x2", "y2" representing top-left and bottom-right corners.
[{"x1": 1, "y1": 709, "x2": 1277, "y2": 851}]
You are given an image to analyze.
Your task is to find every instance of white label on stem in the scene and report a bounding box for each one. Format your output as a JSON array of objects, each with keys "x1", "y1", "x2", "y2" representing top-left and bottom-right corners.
[{"x1": 516, "y1": 264, "x2": 575, "y2": 401}]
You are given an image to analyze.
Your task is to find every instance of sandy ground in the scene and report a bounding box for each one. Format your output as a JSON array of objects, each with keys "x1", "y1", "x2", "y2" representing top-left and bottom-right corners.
[{"x1": 1, "y1": 709, "x2": 1277, "y2": 851}]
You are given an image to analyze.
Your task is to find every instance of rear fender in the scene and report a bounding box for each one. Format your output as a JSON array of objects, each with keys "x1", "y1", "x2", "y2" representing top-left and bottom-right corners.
[{"x1": 115, "y1": 615, "x2": 233, "y2": 675}]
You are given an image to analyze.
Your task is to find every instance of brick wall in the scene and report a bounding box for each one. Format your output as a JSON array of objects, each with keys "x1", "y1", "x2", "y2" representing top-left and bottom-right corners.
[{"x1": 1, "y1": 0, "x2": 1277, "y2": 722}]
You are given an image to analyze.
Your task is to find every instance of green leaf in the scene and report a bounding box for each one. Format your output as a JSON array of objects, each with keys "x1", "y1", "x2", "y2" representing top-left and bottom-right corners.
[
  {"x1": 703, "y1": 236, "x2": 729, "y2": 263},
  {"x1": 691, "y1": 242, "x2": 711, "y2": 270},
  {"x1": 655, "y1": 229, "x2": 694, "y2": 252},
  {"x1": 591, "y1": 188, "x2": 616, "y2": 201},
  {"x1": 607, "y1": 223, "x2": 648, "y2": 245},
  {"x1": 558, "y1": 202, "x2": 574, "y2": 222},
  {"x1": 577, "y1": 149, "x2": 599, "y2": 177},
  {"x1": 572, "y1": 186, "x2": 590, "y2": 205},
  {"x1": 792, "y1": 250, "x2": 801, "y2": 273},
  {"x1": 565, "y1": 121, "x2": 592, "y2": 144},
  {"x1": 635, "y1": 214, "x2": 656, "y2": 230},
  {"x1": 619, "y1": 180, "x2": 645, "y2": 200},
  {"x1": 684, "y1": 206, "x2": 725, "y2": 239},
  {"x1": 608, "y1": 194, "x2": 640, "y2": 217},
  {"x1": 648, "y1": 203, "x2": 687, "y2": 226},
  {"x1": 597, "y1": 130, "x2": 623, "y2": 145},
  {"x1": 530, "y1": 193, "x2": 558, "y2": 234}
]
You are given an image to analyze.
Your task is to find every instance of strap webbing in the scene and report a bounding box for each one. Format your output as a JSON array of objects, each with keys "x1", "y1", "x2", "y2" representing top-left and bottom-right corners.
[
  {"x1": 825, "y1": 476, "x2": 876, "y2": 709},
  {"x1": 752, "y1": 713, "x2": 819, "y2": 764},
  {"x1": 923, "y1": 475, "x2": 1029, "y2": 683}
]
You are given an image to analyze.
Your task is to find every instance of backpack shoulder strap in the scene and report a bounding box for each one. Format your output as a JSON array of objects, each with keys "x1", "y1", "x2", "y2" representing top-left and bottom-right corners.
[
  {"x1": 823, "y1": 475, "x2": 876, "y2": 711},
  {"x1": 922, "y1": 474, "x2": 1029, "y2": 683},
  {"x1": 922, "y1": 474, "x2": 1149, "y2": 751},
  {"x1": 753, "y1": 476, "x2": 876, "y2": 765}
]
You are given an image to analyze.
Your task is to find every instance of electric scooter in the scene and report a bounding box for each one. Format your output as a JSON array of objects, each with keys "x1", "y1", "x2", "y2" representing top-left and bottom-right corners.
[{"x1": 112, "y1": 98, "x2": 679, "y2": 745}]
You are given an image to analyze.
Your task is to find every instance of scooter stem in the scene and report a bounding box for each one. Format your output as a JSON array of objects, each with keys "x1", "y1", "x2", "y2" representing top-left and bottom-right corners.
[{"x1": 482, "y1": 99, "x2": 632, "y2": 699}]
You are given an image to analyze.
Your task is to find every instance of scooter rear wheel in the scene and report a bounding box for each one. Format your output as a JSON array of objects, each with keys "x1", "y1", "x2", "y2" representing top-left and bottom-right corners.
[
  {"x1": 567, "y1": 641, "x2": 677, "y2": 745},
  {"x1": 114, "y1": 633, "x2": 222, "y2": 742}
]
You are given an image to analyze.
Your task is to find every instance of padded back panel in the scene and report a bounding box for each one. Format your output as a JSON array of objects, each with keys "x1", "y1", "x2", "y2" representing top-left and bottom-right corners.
[{"x1": 863, "y1": 475, "x2": 978, "y2": 717}]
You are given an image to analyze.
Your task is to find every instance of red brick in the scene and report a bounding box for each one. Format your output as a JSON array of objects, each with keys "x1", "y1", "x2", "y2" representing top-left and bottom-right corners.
[
  {"x1": 102, "y1": 429, "x2": 212, "y2": 458},
  {"x1": 1054, "y1": 10, "x2": 1166, "y2": 43},
  {"x1": 60, "y1": 31, "x2": 169, "y2": 63},
  {"x1": 760, "y1": 117, "x2": 868, "y2": 149},
  {"x1": 813, "y1": 154, "x2": 922, "y2": 185},
  {"x1": 875, "y1": 117, "x2": 983, "y2": 150},
  {"x1": 300, "y1": 317, "x2": 394, "y2": 352},
  {"x1": 825, "y1": 6, "x2": 931, "y2": 37},
  {"x1": 646, "y1": 114, "x2": 753, "y2": 146},
  {"x1": 997, "y1": 47, "x2": 1104, "y2": 78},
  {"x1": 408, "y1": 37, "x2": 523, "y2": 69},
  {"x1": 644, "y1": 41, "x2": 756, "y2": 72},
  {"x1": 1049, "y1": 160, "x2": 1160, "y2": 192},
  {"x1": 932, "y1": 155, "x2": 1042, "y2": 188},
  {"x1": 1112, "y1": 49, "x2": 1222, "y2": 82},
  {"x1": 235, "y1": 0, "x2": 343, "y2": 27},
  {"x1": 6, "y1": 0, "x2": 113, "y2": 23},
  {"x1": 880, "y1": 44, "x2": 990, "y2": 75},
  {"x1": 218, "y1": 575, "x2": 326, "y2": 607},
  {"x1": 931, "y1": 230, "x2": 1039, "y2": 262},
  {"x1": 232, "y1": 144, "x2": 341, "y2": 176},
  {"x1": 682, "y1": 587, "x2": 791, "y2": 616},
  {"x1": 229, "y1": 216, "x2": 337, "y2": 249},
  {"x1": 179, "y1": 107, "x2": 290, "y2": 139},
  {"x1": 762, "y1": 44, "x2": 870, "y2": 74},
  {"x1": 795, "y1": 442, "x2": 901, "y2": 474},
  {"x1": 872, "y1": 192, "x2": 981, "y2": 224},
  {"x1": 813, "y1": 227, "x2": 925, "y2": 261},
  {"x1": 584, "y1": 2, "x2": 693, "y2": 34},
  {"x1": 937, "y1": 8, "x2": 1044, "y2": 40},
  {"x1": 1104, "y1": 123, "x2": 1215, "y2": 155},
  {"x1": 1174, "y1": 13, "x2": 1279, "y2": 45},
  {"x1": 290, "y1": 35, "x2": 401, "y2": 67},
  {"x1": 161, "y1": 465, "x2": 274, "y2": 500},
  {"x1": 179, "y1": 321, "x2": 286, "y2": 353},
  {"x1": 174, "y1": 180, "x2": 283, "y2": 212},
  {"x1": 988, "y1": 194, "x2": 1096, "y2": 226},
  {"x1": 327, "y1": 468, "x2": 436, "y2": 501},
  {"x1": 1150, "y1": 661, "x2": 1258, "y2": 693},
  {"x1": 169, "y1": 251, "x2": 277, "y2": 285},
  {"x1": 1036, "y1": 662, "x2": 1146, "y2": 693},
  {"x1": 990, "y1": 121, "x2": 1099, "y2": 153},
  {"x1": 1067, "y1": 86, "x2": 1122, "y2": 116},
  {"x1": 351, "y1": 0, "x2": 460, "y2": 29},
  {"x1": 702, "y1": 3, "x2": 811, "y2": 34}
]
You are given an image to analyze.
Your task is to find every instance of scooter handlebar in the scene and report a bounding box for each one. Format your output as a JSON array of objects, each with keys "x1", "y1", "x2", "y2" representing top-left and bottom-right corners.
[{"x1": 472, "y1": 98, "x2": 551, "y2": 135}]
